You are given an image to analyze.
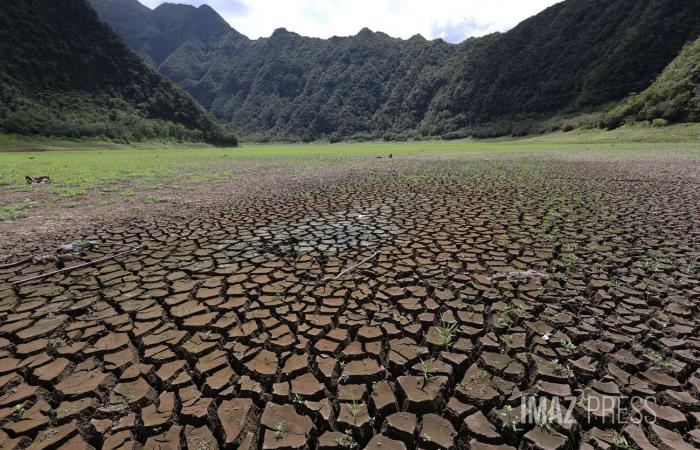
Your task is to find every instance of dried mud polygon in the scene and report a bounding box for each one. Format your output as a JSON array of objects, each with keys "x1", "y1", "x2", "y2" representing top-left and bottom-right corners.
[{"x1": 0, "y1": 157, "x2": 698, "y2": 449}]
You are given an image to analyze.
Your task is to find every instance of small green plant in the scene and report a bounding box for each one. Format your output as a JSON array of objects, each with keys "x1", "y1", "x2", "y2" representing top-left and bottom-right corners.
[
  {"x1": 417, "y1": 355, "x2": 435, "y2": 384},
  {"x1": 563, "y1": 254, "x2": 582, "y2": 271},
  {"x1": 145, "y1": 194, "x2": 167, "y2": 203},
  {"x1": 347, "y1": 398, "x2": 364, "y2": 423},
  {"x1": 577, "y1": 387, "x2": 591, "y2": 409},
  {"x1": 612, "y1": 434, "x2": 632, "y2": 449},
  {"x1": 497, "y1": 312, "x2": 512, "y2": 327},
  {"x1": 11, "y1": 403, "x2": 26, "y2": 421},
  {"x1": 535, "y1": 409, "x2": 554, "y2": 430},
  {"x1": 73, "y1": 239, "x2": 88, "y2": 247},
  {"x1": 560, "y1": 339, "x2": 577, "y2": 352},
  {"x1": 652, "y1": 351, "x2": 674, "y2": 369},
  {"x1": 631, "y1": 341, "x2": 643, "y2": 352},
  {"x1": 643, "y1": 257, "x2": 662, "y2": 272},
  {"x1": 273, "y1": 421, "x2": 286, "y2": 440},
  {"x1": 334, "y1": 429, "x2": 358, "y2": 448},
  {"x1": 422, "y1": 433, "x2": 432, "y2": 443},
  {"x1": 291, "y1": 393, "x2": 304, "y2": 404},
  {"x1": 501, "y1": 303, "x2": 517, "y2": 314},
  {"x1": 549, "y1": 359, "x2": 568, "y2": 376},
  {"x1": 562, "y1": 243, "x2": 579, "y2": 252},
  {"x1": 54, "y1": 187, "x2": 86, "y2": 198},
  {"x1": 496, "y1": 305, "x2": 515, "y2": 327},
  {"x1": 437, "y1": 317, "x2": 458, "y2": 347},
  {"x1": 0, "y1": 201, "x2": 38, "y2": 221},
  {"x1": 500, "y1": 405, "x2": 518, "y2": 433}
]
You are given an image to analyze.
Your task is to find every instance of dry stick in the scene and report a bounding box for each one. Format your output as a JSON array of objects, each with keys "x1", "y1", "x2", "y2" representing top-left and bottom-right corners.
[
  {"x1": 0, "y1": 258, "x2": 32, "y2": 270},
  {"x1": 12, "y1": 246, "x2": 140, "y2": 286},
  {"x1": 325, "y1": 251, "x2": 379, "y2": 282}
]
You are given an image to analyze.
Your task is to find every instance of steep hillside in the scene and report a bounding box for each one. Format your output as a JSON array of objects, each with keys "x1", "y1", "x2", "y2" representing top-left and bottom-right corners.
[
  {"x1": 0, "y1": 0, "x2": 236, "y2": 144},
  {"x1": 422, "y1": 0, "x2": 700, "y2": 134},
  {"x1": 195, "y1": 29, "x2": 453, "y2": 141},
  {"x1": 86, "y1": 0, "x2": 163, "y2": 64},
  {"x1": 89, "y1": 0, "x2": 240, "y2": 77},
  {"x1": 607, "y1": 36, "x2": 700, "y2": 125},
  {"x1": 93, "y1": 0, "x2": 700, "y2": 141}
]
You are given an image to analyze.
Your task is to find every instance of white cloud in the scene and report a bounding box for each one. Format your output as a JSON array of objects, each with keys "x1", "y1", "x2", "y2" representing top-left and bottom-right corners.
[{"x1": 138, "y1": 0, "x2": 563, "y2": 43}]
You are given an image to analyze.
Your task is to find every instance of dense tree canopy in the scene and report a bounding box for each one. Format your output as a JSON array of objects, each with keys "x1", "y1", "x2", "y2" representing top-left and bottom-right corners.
[
  {"x1": 91, "y1": 0, "x2": 700, "y2": 141},
  {"x1": 0, "y1": 0, "x2": 237, "y2": 144},
  {"x1": 606, "y1": 36, "x2": 700, "y2": 126}
]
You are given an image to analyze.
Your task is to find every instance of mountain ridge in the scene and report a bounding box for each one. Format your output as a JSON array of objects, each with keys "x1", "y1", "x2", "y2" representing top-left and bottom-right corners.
[
  {"x1": 88, "y1": 0, "x2": 700, "y2": 141},
  {"x1": 0, "y1": 0, "x2": 237, "y2": 144}
]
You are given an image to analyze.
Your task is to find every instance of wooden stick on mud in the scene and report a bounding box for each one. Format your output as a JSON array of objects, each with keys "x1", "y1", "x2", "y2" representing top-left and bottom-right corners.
[
  {"x1": 0, "y1": 258, "x2": 32, "y2": 270},
  {"x1": 325, "y1": 251, "x2": 379, "y2": 282},
  {"x1": 12, "y1": 246, "x2": 140, "y2": 287}
]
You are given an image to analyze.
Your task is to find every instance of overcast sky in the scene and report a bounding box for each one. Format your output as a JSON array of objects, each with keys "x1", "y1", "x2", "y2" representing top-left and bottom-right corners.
[{"x1": 137, "y1": 0, "x2": 562, "y2": 43}]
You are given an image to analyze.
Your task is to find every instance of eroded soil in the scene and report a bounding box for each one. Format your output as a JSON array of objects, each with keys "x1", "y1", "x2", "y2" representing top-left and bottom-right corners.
[{"x1": 0, "y1": 153, "x2": 698, "y2": 449}]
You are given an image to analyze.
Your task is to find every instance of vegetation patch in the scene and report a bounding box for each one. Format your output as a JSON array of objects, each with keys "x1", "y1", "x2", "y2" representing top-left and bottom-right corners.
[{"x1": 0, "y1": 201, "x2": 38, "y2": 221}]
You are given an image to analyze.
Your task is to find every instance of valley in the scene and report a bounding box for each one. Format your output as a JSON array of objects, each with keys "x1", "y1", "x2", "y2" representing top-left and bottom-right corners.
[
  {"x1": 0, "y1": 1, "x2": 699, "y2": 449},
  {"x1": 0, "y1": 137, "x2": 698, "y2": 449}
]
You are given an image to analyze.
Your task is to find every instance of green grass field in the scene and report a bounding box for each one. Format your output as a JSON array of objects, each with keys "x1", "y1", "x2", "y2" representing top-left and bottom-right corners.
[
  {"x1": 1, "y1": 124, "x2": 699, "y2": 248},
  {"x1": 1, "y1": 124, "x2": 699, "y2": 222}
]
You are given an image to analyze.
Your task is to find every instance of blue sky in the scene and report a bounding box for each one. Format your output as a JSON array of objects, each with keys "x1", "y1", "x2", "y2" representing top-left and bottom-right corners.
[{"x1": 138, "y1": 0, "x2": 562, "y2": 43}]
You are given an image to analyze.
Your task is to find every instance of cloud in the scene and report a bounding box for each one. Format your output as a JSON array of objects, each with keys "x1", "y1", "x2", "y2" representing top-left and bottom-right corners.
[
  {"x1": 432, "y1": 18, "x2": 494, "y2": 44},
  {"x1": 140, "y1": 0, "x2": 248, "y2": 17},
  {"x1": 138, "y1": 0, "x2": 562, "y2": 42},
  {"x1": 212, "y1": 0, "x2": 248, "y2": 17}
]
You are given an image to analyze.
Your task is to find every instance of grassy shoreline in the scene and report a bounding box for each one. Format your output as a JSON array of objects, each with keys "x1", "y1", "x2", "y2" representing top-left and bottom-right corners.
[{"x1": 3, "y1": 122, "x2": 700, "y2": 153}]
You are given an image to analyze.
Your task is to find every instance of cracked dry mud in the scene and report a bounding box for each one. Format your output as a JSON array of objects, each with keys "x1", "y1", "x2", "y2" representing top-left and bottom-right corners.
[{"x1": 0, "y1": 156, "x2": 698, "y2": 450}]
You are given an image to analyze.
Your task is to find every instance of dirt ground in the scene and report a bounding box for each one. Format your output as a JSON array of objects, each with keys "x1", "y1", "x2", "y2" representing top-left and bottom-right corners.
[{"x1": 0, "y1": 150, "x2": 698, "y2": 449}]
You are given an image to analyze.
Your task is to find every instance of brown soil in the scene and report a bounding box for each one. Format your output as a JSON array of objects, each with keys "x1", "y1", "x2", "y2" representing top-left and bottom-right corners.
[{"x1": 0, "y1": 152, "x2": 698, "y2": 449}]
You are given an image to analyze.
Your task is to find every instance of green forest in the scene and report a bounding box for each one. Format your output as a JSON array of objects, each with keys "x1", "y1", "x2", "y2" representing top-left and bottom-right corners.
[
  {"x1": 2, "y1": 0, "x2": 700, "y2": 143},
  {"x1": 90, "y1": 0, "x2": 700, "y2": 141},
  {"x1": 605, "y1": 36, "x2": 700, "y2": 127},
  {"x1": 0, "y1": 0, "x2": 237, "y2": 144}
]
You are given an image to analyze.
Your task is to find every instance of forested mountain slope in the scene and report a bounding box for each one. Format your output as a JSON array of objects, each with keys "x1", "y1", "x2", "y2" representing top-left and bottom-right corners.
[
  {"x1": 88, "y1": 0, "x2": 233, "y2": 68},
  {"x1": 607, "y1": 36, "x2": 700, "y2": 125},
  {"x1": 0, "y1": 0, "x2": 236, "y2": 144},
  {"x1": 91, "y1": 0, "x2": 700, "y2": 141}
]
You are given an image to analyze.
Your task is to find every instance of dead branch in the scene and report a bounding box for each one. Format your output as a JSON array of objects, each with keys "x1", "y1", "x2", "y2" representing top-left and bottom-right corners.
[
  {"x1": 12, "y1": 244, "x2": 140, "y2": 287},
  {"x1": 324, "y1": 251, "x2": 379, "y2": 282}
]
